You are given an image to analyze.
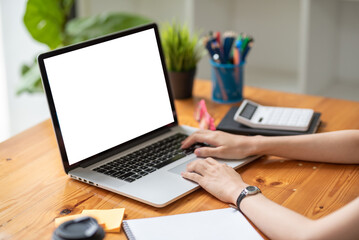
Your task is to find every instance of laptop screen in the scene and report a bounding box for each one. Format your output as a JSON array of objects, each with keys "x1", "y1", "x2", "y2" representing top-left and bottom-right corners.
[{"x1": 42, "y1": 27, "x2": 175, "y2": 166}]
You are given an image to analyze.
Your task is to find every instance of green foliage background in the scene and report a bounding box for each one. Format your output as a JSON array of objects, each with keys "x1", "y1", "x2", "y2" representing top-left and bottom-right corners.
[
  {"x1": 160, "y1": 23, "x2": 204, "y2": 72},
  {"x1": 18, "y1": 0, "x2": 151, "y2": 94}
]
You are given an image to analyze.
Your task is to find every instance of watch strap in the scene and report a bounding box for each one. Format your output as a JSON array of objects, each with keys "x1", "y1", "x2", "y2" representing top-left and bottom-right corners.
[
  {"x1": 236, "y1": 189, "x2": 247, "y2": 212},
  {"x1": 236, "y1": 186, "x2": 261, "y2": 212}
]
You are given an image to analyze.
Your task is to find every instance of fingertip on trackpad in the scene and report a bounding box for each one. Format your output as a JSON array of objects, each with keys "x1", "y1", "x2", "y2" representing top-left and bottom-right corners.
[{"x1": 168, "y1": 158, "x2": 196, "y2": 175}]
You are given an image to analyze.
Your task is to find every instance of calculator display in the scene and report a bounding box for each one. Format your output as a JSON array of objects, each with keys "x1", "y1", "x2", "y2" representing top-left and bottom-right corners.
[{"x1": 239, "y1": 103, "x2": 257, "y2": 120}]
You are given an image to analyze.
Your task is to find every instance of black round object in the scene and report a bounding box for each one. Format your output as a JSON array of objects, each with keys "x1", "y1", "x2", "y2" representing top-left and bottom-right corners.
[{"x1": 52, "y1": 216, "x2": 105, "y2": 240}]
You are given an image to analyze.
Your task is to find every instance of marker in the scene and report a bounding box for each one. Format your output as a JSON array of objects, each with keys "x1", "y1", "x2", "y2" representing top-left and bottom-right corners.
[
  {"x1": 204, "y1": 37, "x2": 216, "y2": 61},
  {"x1": 223, "y1": 32, "x2": 235, "y2": 63},
  {"x1": 214, "y1": 31, "x2": 221, "y2": 45},
  {"x1": 203, "y1": 31, "x2": 253, "y2": 65},
  {"x1": 211, "y1": 42, "x2": 224, "y2": 63},
  {"x1": 233, "y1": 39, "x2": 242, "y2": 65},
  {"x1": 241, "y1": 41, "x2": 253, "y2": 63}
]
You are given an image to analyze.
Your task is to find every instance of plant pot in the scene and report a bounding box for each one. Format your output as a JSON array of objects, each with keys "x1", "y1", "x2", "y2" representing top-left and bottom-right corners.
[{"x1": 168, "y1": 68, "x2": 196, "y2": 99}]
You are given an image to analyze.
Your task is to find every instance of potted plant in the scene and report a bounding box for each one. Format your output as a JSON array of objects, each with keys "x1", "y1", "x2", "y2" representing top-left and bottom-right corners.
[{"x1": 160, "y1": 22, "x2": 204, "y2": 99}]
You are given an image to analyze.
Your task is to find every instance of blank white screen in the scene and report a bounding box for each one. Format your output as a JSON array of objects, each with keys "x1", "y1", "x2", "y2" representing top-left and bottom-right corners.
[{"x1": 44, "y1": 29, "x2": 174, "y2": 165}]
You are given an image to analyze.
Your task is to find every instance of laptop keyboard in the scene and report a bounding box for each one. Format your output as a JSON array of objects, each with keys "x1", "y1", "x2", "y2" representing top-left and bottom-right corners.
[{"x1": 93, "y1": 133, "x2": 204, "y2": 183}]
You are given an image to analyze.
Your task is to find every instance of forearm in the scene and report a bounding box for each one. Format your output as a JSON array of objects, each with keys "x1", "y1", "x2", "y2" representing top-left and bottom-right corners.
[
  {"x1": 250, "y1": 130, "x2": 359, "y2": 164},
  {"x1": 239, "y1": 194, "x2": 359, "y2": 240},
  {"x1": 240, "y1": 193, "x2": 314, "y2": 240}
]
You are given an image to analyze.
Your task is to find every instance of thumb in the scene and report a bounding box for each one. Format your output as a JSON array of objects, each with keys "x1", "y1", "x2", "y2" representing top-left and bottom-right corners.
[{"x1": 194, "y1": 147, "x2": 222, "y2": 158}]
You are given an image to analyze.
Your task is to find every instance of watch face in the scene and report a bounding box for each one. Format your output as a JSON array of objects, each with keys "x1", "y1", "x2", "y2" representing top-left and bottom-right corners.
[
  {"x1": 246, "y1": 186, "x2": 257, "y2": 192},
  {"x1": 245, "y1": 186, "x2": 260, "y2": 195}
]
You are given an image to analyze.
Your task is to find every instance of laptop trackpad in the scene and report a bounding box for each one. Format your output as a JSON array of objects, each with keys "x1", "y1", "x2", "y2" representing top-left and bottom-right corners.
[{"x1": 168, "y1": 157, "x2": 197, "y2": 175}]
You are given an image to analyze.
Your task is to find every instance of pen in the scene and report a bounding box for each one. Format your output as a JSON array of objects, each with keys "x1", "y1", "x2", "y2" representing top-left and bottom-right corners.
[
  {"x1": 223, "y1": 31, "x2": 235, "y2": 63},
  {"x1": 204, "y1": 37, "x2": 217, "y2": 62},
  {"x1": 215, "y1": 31, "x2": 221, "y2": 46},
  {"x1": 240, "y1": 33, "x2": 250, "y2": 53},
  {"x1": 233, "y1": 38, "x2": 242, "y2": 65},
  {"x1": 241, "y1": 41, "x2": 253, "y2": 63},
  {"x1": 213, "y1": 66, "x2": 228, "y2": 101},
  {"x1": 203, "y1": 31, "x2": 253, "y2": 65},
  {"x1": 211, "y1": 42, "x2": 224, "y2": 63}
]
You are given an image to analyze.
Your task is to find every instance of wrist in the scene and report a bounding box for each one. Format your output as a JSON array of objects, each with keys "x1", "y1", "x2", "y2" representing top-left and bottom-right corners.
[
  {"x1": 235, "y1": 186, "x2": 262, "y2": 212},
  {"x1": 233, "y1": 135, "x2": 260, "y2": 157},
  {"x1": 251, "y1": 135, "x2": 268, "y2": 155},
  {"x1": 230, "y1": 183, "x2": 249, "y2": 205},
  {"x1": 240, "y1": 192, "x2": 264, "y2": 214}
]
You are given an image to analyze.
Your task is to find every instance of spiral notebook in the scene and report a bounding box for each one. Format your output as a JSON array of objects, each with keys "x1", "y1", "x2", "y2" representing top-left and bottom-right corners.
[{"x1": 122, "y1": 208, "x2": 263, "y2": 240}]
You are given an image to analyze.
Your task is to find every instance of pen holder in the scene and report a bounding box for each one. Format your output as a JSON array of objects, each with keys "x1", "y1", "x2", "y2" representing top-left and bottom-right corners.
[{"x1": 210, "y1": 60, "x2": 245, "y2": 103}]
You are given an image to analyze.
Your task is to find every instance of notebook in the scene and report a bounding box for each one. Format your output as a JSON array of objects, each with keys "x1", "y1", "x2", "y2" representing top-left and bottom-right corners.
[
  {"x1": 123, "y1": 208, "x2": 263, "y2": 240},
  {"x1": 217, "y1": 107, "x2": 321, "y2": 136},
  {"x1": 37, "y1": 23, "x2": 260, "y2": 208}
]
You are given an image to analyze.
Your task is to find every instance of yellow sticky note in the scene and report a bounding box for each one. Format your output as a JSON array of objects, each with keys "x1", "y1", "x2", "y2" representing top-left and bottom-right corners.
[{"x1": 82, "y1": 208, "x2": 125, "y2": 233}]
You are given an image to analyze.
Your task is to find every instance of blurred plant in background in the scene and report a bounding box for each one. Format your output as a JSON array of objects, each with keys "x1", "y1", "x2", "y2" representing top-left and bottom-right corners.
[
  {"x1": 160, "y1": 22, "x2": 204, "y2": 99},
  {"x1": 18, "y1": 0, "x2": 151, "y2": 94},
  {"x1": 160, "y1": 22, "x2": 203, "y2": 72}
]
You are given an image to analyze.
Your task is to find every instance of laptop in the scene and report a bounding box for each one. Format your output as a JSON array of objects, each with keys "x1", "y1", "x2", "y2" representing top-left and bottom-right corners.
[{"x1": 38, "y1": 23, "x2": 259, "y2": 207}]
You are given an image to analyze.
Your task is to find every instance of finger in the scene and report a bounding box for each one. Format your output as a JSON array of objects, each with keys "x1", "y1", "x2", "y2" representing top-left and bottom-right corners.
[
  {"x1": 186, "y1": 159, "x2": 208, "y2": 175},
  {"x1": 181, "y1": 130, "x2": 211, "y2": 149},
  {"x1": 194, "y1": 146, "x2": 224, "y2": 158},
  {"x1": 204, "y1": 157, "x2": 218, "y2": 165},
  {"x1": 185, "y1": 158, "x2": 201, "y2": 172},
  {"x1": 181, "y1": 171, "x2": 203, "y2": 184},
  {"x1": 222, "y1": 162, "x2": 230, "y2": 169}
]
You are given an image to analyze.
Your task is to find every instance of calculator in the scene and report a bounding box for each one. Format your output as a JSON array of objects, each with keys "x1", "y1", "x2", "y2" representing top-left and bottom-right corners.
[{"x1": 233, "y1": 100, "x2": 314, "y2": 131}]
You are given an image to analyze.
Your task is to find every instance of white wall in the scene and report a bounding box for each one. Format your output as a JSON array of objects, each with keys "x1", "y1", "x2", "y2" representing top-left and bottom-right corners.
[
  {"x1": 77, "y1": 0, "x2": 190, "y2": 24},
  {"x1": 193, "y1": 0, "x2": 301, "y2": 80},
  {"x1": 1, "y1": 0, "x2": 49, "y2": 139},
  {"x1": 301, "y1": 0, "x2": 339, "y2": 94},
  {"x1": 338, "y1": 1, "x2": 359, "y2": 84},
  {"x1": 0, "y1": 1, "x2": 10, "y2": 142},
  {"x1": 78, "y1": 0, "x2": 303, "y2": 81},
  {"x1": 232, "y1": 0, "x2": 300, "y2": 74}
]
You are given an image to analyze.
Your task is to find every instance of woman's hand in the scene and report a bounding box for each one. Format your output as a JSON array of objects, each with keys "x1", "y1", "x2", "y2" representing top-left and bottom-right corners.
[
  {"x1": 181, "y1": 130, "x2": 258, "y2": 159},
  {"x1": 181, "y1": 157, "x2": 247, "y2": 205}
]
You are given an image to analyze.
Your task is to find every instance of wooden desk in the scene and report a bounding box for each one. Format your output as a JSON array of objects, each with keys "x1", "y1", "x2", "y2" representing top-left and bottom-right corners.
[{"x1": 1, "y1": 80, "x2": 359, "y2": 239}]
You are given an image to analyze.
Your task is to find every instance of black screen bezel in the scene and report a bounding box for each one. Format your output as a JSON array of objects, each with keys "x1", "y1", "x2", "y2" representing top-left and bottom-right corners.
[{"x1": 38, "y1": 23, "x2": 178, "y2": 173}]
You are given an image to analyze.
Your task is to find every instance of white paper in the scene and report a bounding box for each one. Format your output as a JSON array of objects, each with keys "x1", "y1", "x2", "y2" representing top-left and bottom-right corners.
[{"x1": 123, "y1": 208, "x2": 263, "y2": 240}]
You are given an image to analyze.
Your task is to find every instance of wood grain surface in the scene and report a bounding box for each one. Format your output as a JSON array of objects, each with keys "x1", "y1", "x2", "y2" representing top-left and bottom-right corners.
[{"x1": 1, "y1": 80, "x2": 358, "y2": 240}]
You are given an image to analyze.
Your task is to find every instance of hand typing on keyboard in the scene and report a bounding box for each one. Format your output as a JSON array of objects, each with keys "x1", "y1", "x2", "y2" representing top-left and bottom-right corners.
[
  {"x1": 93, "y1": 133, "x2": 205, "y2": 183},
  {"x1": 183, "y1": 142, "x2": 211, "y2": 155}
]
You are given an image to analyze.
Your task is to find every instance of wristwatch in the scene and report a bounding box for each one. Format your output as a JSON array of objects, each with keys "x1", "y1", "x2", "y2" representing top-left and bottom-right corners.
[{"x1": 236, "y1": 186, "x2": 261, "y2": 212}]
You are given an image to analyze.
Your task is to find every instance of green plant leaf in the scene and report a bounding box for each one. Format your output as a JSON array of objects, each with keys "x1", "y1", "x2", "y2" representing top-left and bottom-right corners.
[
  {"x1": 160, "y1": 22, "x2": 204, "y2": 72},
  {"x1": 64, "y1": 12, "x2": 152, "y2": 45},
  {"x1": 17, "y1": 60, "x2": 43, "y2": 95},
  {"x1": 62, "y1": 0, "x2": 74, "y2": 17},
  {"x1": 23, "y1": 0, "x2": 66, "y2": 49}
]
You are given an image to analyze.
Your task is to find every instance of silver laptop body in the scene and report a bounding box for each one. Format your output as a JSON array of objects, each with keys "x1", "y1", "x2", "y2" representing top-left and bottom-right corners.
[{"x1": 38, "y1": 23, "x2": 259, "y2": 207}]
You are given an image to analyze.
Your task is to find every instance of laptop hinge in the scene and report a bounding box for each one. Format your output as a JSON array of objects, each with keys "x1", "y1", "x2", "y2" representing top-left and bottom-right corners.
[{"x1": 80, "y1": 127, "x2": 171, "y2": 168}]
